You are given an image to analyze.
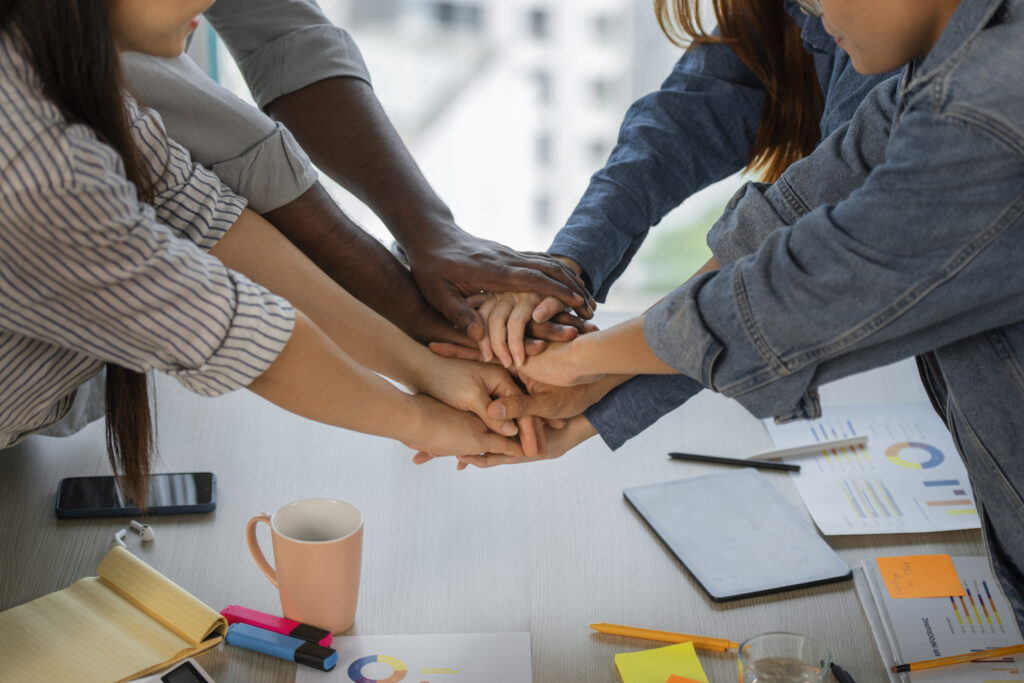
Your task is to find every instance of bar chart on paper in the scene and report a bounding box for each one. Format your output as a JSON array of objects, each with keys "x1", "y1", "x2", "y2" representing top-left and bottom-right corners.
[
  {"x1": 860, "y1": 556, "x2": 1024, "y2": 683},
  {"x1": 764, "y1": 403, "x2": 980, "y2": 535}
]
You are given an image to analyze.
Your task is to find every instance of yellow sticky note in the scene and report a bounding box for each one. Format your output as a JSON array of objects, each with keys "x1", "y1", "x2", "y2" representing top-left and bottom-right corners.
[
  {"x1": 877, "y1": 554, "x2": 965, "y2": 599},
  {"x1": 614, "y1": 641, "x2": 709, "y2": 683}
]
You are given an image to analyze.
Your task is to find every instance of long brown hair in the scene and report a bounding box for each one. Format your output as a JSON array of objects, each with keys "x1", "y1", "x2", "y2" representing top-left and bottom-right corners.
[
  {"x1": 1, "y1": 0, "x2": 157, "y2": 506},
  {"x1": 654, "y1": 0, "x2": 823, "y2": 182}
]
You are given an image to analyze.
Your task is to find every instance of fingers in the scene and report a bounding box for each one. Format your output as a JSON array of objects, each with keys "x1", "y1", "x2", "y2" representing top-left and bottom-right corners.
[
  {"x1": 525, "y1": 320, "x2": 580, "y2": 343},
  {"x1": 515, "y1": 414, "x2": 540, "y2": 458},
  {"x1": 531, "y1": 296, "x2": 565, "y2": 324},
  {"x1": 485, "y1": 264, "x2": 591, "y2": 315},
  {"x1": 532, "y1": 416, "x2": 548, "y2": 457},
  {"x1": 479, "y1": 431, "x2": 525, "y2": 457},
  {"x1": 486, "y1": 297, "x2": 514, "y2": 367},
  {"x1": 474, "y1": 297, "x2": 498, "y2": 363},
  {"x1": 550, "y1": 311, "x2": 599, "y2": 334},
  {"x1": 428, "y1": 342, "x2": 485, "y2": 362},
  {"x1": 456, "y1": 453, "x2": 529, "y2": 469},
  {"x1": 507, "y1": 299, "x2": 533, "y2": 367},
  {"x1": 524, "y1": 338, "x2": 547, "y2": 356},
  {"x1": 432, "y1": 286, "x2": 486, "y2": 340},
  {"x1": 488, "y1": 391, "x2": 565, "y2": 421}
]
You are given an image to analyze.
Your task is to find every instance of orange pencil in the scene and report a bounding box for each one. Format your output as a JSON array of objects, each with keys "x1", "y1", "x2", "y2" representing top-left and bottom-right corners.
[
  {"x1": 666, "y1": 676, "x2": 705, "y2": 683},
  {"x1": 892, "y1": 642, "x2": 1024, "y2": 672},
  {"x1": 590, "y1": 622, "x2": 738, "y2": 652}
]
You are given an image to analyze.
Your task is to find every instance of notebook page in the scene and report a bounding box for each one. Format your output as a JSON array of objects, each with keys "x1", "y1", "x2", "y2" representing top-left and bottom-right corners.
[
  {"x1": 98, "y1": 547, "x2": 226, "y2": 644},
  {"x1": 0, "y1": 576, "x2": 193, "y2": 683}
]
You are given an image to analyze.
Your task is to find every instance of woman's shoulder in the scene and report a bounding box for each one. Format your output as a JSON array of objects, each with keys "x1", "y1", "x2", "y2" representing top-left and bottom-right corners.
[{"x1": 0, "y1": 34, "x2": 124, "y2": 193}]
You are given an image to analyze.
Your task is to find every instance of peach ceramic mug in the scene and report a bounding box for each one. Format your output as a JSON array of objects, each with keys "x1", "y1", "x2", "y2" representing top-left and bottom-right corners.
[{"x1": 246, "y1": 498, "x2": 363, "y2": 634}]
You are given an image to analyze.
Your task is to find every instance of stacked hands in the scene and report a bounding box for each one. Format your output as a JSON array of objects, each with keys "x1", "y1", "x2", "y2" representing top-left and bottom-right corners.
[{"x1": 404, "y1": 251, "x2": 614, "y2": 471}]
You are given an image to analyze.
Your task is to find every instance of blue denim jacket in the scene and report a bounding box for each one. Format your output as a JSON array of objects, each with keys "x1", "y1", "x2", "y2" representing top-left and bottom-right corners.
[
  {"x1": 554, "y1": 3, "x2": 893, "y2": 447},
  {"x1": 643, "y1": 0, "x2": 1024, "y2": 628}
]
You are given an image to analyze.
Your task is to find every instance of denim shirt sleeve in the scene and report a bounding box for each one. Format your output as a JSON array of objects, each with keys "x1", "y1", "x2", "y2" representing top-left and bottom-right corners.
[
  {"x1": 584, "y1": 374, "x2": 704, "y2": 450},
  {"x1": 203, "y1": 0, "x2": 371, "y2": 109},
  {"x1": 549, "y1": 38, "x2": 764, "y2": 301},
  {"x1": 707, "y1": 75, "x2": 900, "y2": 265},
  {"x1": 644, "y1": 79, "x2": 1024, "y2": 420}
]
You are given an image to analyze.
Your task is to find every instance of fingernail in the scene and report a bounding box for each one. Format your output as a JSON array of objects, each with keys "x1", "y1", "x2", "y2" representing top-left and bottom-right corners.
[
  {"x1": 514, "y1": 353, "x2": 524, "y2": 366},
  {"x1": 502, "y1": 421, "x2": 518, "y2": 436},
  {"x1": 490, "y1": 404, "x2": 507, "y2": 419}
]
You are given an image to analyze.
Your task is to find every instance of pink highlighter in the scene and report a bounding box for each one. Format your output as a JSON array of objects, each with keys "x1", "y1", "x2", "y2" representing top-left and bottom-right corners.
[{"x1": 221, "y1": 605, "x2": 333, "y2": 648}]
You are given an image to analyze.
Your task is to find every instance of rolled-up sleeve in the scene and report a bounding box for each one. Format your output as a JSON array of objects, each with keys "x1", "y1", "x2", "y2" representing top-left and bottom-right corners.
[
  {"x1": 121, "y1": 53, "x2": 317, "y2": 213},
  {"x1": 203, "y1": 0, "x2": 371, "y2": 109},
  {"x1": 0, "y1": 122, "x2": 295, "y2": 397}
]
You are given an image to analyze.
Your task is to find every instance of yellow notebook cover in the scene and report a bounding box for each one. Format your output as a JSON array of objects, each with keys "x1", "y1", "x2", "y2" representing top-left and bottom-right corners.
[{"x1": 0, "y1": 547, "x2": 227, "y2": 683}]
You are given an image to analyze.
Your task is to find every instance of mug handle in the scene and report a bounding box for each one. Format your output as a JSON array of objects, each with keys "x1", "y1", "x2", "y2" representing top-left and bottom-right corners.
[{"x1": 245, "y1": 514, "x2": 278, "y2": 587}]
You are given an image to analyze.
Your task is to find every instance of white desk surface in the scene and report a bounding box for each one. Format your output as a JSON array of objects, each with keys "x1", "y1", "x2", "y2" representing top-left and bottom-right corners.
[{"x1": 0, "y1": 312, "x2": 982, "y2": 683}]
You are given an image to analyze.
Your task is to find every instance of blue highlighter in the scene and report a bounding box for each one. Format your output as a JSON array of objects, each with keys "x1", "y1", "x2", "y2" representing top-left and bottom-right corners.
[{"x1": 225, "y1": 622, "x2": 338, "y2": 671}]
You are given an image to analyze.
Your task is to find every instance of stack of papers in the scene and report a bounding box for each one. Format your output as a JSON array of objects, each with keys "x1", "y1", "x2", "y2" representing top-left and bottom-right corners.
[{"x1": 855, "y1": 555, "x2": 1023, "y2": 682}]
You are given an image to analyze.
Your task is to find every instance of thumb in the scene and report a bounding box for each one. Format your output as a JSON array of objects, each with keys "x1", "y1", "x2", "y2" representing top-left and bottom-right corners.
[{"x1": 435, "y1": 290, "x2": 485, "y2": 340}]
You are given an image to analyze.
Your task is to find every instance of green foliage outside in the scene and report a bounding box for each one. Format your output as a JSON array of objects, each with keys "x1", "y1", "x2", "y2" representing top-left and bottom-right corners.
[{"x1": 632, "y1": 200, "x2": 725, "y2": 293}]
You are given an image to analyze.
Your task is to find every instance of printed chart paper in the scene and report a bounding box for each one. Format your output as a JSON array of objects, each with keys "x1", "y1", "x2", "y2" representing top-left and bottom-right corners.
[
  {"x1": 858, "y1": 556, "x2": 1023, "y2": 683},
  {"x1": 297, "y1": 632, "x2": 531, "y2": 683},
  {"x1": 764, "y1": 403, "x2": 980, "y2": 535}
]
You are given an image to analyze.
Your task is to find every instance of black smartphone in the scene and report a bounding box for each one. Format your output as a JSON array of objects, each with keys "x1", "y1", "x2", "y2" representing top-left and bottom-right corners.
[{"x1": 55, "y1": 472, "x2": 217, "y2": 518}]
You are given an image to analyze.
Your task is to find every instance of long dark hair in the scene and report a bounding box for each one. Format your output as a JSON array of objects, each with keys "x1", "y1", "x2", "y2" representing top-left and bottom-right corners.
[
  {"x1": 654, "y1": 0, "x2": 824, "y2": 182},
  {"x1": 1, "y1": 0, "x2": 156, "y2": 506}
]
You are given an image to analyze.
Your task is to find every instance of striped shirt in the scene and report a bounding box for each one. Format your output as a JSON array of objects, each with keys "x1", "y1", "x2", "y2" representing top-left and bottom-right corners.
[{"x1": 0, "y1": 33, "x2": 295, "y2": 448}]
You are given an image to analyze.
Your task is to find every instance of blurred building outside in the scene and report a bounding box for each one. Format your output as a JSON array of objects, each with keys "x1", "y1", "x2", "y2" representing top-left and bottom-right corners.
[{"x1": 191, "y1": 0, "x2": 747, "y2": 312}]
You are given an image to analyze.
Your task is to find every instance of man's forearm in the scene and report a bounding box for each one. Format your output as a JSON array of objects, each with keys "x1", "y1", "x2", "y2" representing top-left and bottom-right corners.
[
  {"x1": 261, "y1": 183, "x2": 467, "y2": 346},
  {"x1": 265, "y1": 76, "x2": 454, "y2": 247}
]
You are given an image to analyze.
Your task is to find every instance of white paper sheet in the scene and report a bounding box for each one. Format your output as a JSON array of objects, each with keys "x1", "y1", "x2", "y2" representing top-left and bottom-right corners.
[
  {"x1": 763, "y1": 402, "x2": 980, "y2": 535},
  {"x1": 856, "y1": 556, "x2": 1023, "y2": 682},
  {"x1": 296, "y1": 632, "x2": 532, "y2": 683}
]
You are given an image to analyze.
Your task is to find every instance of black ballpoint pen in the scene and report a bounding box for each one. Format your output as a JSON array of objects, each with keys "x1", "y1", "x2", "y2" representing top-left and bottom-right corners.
[
  {"x1": 830, "y1": 662, "x2": 856, "y2": 683},
  {"x1": 668, "y1": 451, "x2": 801, "y2": 472}
]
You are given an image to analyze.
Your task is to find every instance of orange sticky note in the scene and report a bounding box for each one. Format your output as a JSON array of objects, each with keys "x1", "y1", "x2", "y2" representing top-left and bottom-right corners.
[{"x1": 876, "y1": 554, "x2": 964, "y2": 599}]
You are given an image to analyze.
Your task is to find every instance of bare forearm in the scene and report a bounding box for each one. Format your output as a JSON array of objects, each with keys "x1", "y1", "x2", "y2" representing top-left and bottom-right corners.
[
  {"x1": 250, "y1": 311, "x2": 425, "y2": 440},
  {"x1": 211, "y1": 208, "x2": 432, "y2": 387},
  {"x1": 261, "y1": 183, "x2": 467, "y2": 345},
  {"x1": 265, "y1": 77, "x2": 452, "y2": 246}
]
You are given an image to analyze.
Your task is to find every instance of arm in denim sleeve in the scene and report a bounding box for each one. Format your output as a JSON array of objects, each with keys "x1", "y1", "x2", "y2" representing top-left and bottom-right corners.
[
  {"x1": 203, "y1": 0, "x2": 371, "y2": 108},
  {"x1": 585, "y1": 374, "x2": 704, "y2": 450},
  {"x1": 708, "y1": 74, "x2": 900, "y2": 265},
  {"x1": 644, "y1": 103, "x2": 1024, "y2": 419},
  {"x1": 549, "y1": 39, "x2": 765, "y2": 301}
]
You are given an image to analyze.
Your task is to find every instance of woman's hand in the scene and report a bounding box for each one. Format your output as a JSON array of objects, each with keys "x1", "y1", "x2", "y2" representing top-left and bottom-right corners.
[
  {"x1": 403, "y1": 394, "x2": 526, "y2": 457},
  {"x1": 409, "y1": 356, "x2": 546, "y2": 457},
  {"x1": 514, "y1": 340, "x2": 605, "y2": 387},
  {"x1": 412, "y1": 415, "x2": 596, "y2": 469}
]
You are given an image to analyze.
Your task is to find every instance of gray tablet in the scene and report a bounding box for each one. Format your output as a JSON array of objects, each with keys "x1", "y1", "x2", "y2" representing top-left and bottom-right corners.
[{"x1": 623, "y1": 469, "x2": 851, "y2": 601}]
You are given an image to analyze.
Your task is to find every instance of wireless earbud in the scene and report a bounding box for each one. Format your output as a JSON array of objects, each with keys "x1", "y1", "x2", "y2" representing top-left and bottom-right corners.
[
  {"x1": 129, "y1": 520, "x2": 154, "y2": 542},
  {"x1": 113, "y1": 528, "x2": 128, "y2": 548}
]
